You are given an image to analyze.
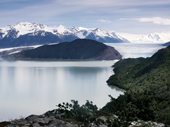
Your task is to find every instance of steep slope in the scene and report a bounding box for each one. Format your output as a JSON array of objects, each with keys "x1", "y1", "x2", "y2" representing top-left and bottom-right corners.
[
  {"x1": 0, "y1": 29, "x2": 19, "y2": 46},
  {"x1": 105, "y1": 45, "x2": 170, "y2": 125},
  {"x1": 3, "y1": 39, "x2": 122, "y2": 60},
  {"x1": 1, "y1": 31, "x2": 61, "y2": 47},
  {"x1": 107, "y1": 45, "x2": 170, "y2": 89}
]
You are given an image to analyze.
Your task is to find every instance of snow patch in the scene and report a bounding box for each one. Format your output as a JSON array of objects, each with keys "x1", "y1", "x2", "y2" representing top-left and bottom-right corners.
[{"x1": 8, "y1": 50, "x2": 21, "y2": 55}]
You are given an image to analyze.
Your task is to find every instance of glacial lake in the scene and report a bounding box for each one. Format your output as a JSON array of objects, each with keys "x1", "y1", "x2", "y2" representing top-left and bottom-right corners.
[{"x1": 0, "y1": 43, "x2": 166, "y2": 121}]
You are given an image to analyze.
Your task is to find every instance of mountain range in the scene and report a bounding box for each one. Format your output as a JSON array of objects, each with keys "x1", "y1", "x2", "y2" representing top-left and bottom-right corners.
[
  {"x1": 0, "y1": 22, "x2": 129, "y2": 48},
  {"x1": 118, "y1": 32, "x2": 170, "y2": 44}
]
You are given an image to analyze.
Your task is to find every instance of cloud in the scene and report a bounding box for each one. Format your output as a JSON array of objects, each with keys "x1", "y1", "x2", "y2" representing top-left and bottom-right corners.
[
  {"x1": 98, "y1": 20, "x2": 112, "y2": 23},
  {"x1": 55, "y1": 0, "x2": 170, "y2": 6},
  {"x1": 119, "y1": 18, "x2": 129, "y2": 21},
  {"x1": 0, "y1": 0, "x2": 23, "y2": 3},
  {"x1": 0, "y1": 0, "x2": 170, "y2": 34},
  {"x1": 120, "y1": 17, "x2": 170, "y2": 25},
  {"x1": 136, "y1": 17, "x2": 170, "y2": 25}
]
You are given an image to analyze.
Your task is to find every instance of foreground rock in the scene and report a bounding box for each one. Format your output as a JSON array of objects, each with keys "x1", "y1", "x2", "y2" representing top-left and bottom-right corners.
[
  {"x1": 0, "y1": 109, "x2": 164, "y2": 127},
  {"x1": 1, "y1": 109, "x2": 108, "y2": 127}
]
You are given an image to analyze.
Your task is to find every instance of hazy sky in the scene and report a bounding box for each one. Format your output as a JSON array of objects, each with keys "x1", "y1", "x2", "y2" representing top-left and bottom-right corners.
[{"x1": 0, "y1": 0, "x2": 170, "y2": 34}]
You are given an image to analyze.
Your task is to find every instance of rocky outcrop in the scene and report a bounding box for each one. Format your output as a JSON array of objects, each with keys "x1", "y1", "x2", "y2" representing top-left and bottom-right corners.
[
  {"x1": 0, "y1": 109, "x2": 164, "y2": 127},
  {"x1": 2, "y1": 109, "x2": 108, "y2": 127},
  {"x1": 94, "y1": 46, "x2": 121, "y2": 60}
]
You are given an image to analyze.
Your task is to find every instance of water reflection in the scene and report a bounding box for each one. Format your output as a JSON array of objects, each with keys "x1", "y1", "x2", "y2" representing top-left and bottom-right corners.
[{"x1": 0, "y1": 60, "x2": 122, "y2": 121}]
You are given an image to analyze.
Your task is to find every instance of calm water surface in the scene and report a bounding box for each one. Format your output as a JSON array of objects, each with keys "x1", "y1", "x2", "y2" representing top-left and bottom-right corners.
[
  {"x1": 0, "y1": 60, "x2": 122, "y2": 121},
  {"x1": 0, "y1": 43, "x2": 166, "y2": 121}
]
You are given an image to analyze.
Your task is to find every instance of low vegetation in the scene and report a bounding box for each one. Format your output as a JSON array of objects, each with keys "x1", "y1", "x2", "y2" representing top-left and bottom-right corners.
[
  {"x1": 55, "y1": 99, "x2": 138, "y2": 127},
  {"x1": 0, "y1": 122, "x2": 11, "y2": 127}
]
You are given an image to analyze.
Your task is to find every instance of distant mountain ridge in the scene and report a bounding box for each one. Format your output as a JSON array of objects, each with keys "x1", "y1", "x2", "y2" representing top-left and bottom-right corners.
[
  {"x1": 137, "y1": 32, "x2": 170, "y2": 43},
  {"x1": 0, "y1": 22, "x2": 129, "y2": 48},
  {"x1": 118, "y1": 32, "x2": 170, "y2": 44},
  {"x1": 2, "y1": 39, "x2": 122, "y2": 60},
  {"x1": 162, "y1": 41, "x2": 170, "y2": 46}
]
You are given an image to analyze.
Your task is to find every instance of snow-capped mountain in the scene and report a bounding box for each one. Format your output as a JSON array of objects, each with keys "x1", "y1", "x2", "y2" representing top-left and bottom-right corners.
[
  {"x1": 70, "y1": 27, "x2": 130, "y2": 43},
  {"x1": 1, "y1": 22, "x2": 74, "y2": 37},
  {"x1": 0, "y1": 22, "x2": 129, "y2": 48},
  {"x1": 118, "y1": 32, "x2": 170, "y2": 44},
  {"x1": 138, "y1": 32, "x2": 170, "y2": 43},
  {"x1": 0, "y1": 22, "x2": 78, "y2": 48}
]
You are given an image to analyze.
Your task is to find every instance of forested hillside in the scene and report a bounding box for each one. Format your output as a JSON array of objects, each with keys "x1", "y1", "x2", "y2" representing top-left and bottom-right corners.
[{"x1": 103, "y1": 45, "x2": 170, "y2": 125}]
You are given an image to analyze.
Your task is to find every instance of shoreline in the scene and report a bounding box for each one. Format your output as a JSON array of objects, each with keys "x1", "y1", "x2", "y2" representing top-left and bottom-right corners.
[
  {"x1": 1, "y1": 57, "x2": 120, "y2": 62},
  {"x1": 109, "y1": 85, "x2": 126, "y2": 92}
]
